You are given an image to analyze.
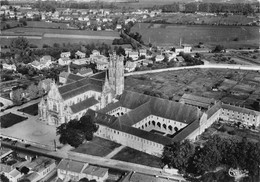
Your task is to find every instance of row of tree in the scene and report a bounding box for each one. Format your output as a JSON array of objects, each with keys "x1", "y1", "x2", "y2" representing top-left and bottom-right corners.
[
  {"x1": 11, "y1": 79, "x2": 52, "y2": 104},
  {"x1": 161, "y1": 135, "x2": 260, "y2": 182},
  {"x1": 159, "y1": 2, "x2": 255, "y2": 15}
]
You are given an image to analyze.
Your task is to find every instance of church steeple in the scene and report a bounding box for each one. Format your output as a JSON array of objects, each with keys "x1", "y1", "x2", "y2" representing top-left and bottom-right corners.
[{"x1": 108, "y1": 52, "x2": 124, "y2": 96}]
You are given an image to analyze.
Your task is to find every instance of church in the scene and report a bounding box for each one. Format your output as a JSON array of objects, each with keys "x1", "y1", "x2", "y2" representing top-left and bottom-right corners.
[{"x1": 38, "y1": 53, "x2": 124, "y2": 125}]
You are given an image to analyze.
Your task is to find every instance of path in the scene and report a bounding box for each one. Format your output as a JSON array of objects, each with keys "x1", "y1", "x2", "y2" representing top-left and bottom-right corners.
[
  {"x1": 125, "y1": 64, "x2": 260, "y2": 77},
  {"x1": 105, "y1": 145, "x2": 126, "y2": 159}
]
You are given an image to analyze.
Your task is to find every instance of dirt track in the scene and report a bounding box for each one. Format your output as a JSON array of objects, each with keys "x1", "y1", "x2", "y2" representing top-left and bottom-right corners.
[{"x1": 44, "y1": 33, "x2": 119, "y2": 40}]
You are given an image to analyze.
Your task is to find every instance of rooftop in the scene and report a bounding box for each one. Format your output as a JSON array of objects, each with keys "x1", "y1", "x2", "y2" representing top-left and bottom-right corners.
[
  {"x1": 70, "y1": 97, "x2": 99, "y2": 113},
  {"x1": 57, "y1": 159, "x2": 86, "y2": 173},
  {"x1": 83, "y1": 165, "x2": 108, "y2": 177}
]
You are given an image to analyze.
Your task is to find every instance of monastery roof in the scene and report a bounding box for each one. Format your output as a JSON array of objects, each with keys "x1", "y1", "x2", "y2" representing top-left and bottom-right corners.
[
  {"x1": 23, "y1": 172, "x2": 40, "y2": 181},
  {"x1": 221, "y1": 103, "x2": 259, "y2": 116},
  {"x1": 70, "y1": 97, "x2": 99, "y2": 113},
  {"x1": 88, "y1": 110, "x2": 172, "y2": 145},
  {"x1": 98, "y1": 101, "x2": 122, "y2": 113},
  {"x1": 83, "y1": 165, "x2": 108, "y2": 177},
  {"x1": 115, "y1": 91, "x2": 200, "y2": 125},
  {"x1": 206, "y1": 102, "x2": 222, "y2": 119},
  {"x1": 172, "y1": 120, "x2": 200, "y2": 142},
  {"x1": 27, "y1": 156, "x2": 55, "y2": 172},
  {"x1": 57, "y1": 159, "x2": 85, "y2": 173}
]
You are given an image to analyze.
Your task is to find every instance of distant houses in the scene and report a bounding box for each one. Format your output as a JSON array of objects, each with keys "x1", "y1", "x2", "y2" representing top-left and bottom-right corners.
[{"x1": 30, "y1": 55, "x2": 52, "y2": 70}]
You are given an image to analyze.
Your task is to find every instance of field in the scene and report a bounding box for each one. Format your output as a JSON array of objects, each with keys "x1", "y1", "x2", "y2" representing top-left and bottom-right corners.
[
  {"x1": 125, "y1": 69, "x2": 260, "y2": 111},
  {"x1": 131, "y1": 23, "x2": 259, "y2": 49},
  {"x1": 0, "y1": 113, "x2": 27, "y2": 128},
  {"x1": 112, "y1": 147, "x2": 162, "y2": 168},
  {"x1": 18, "y1": 103, "x2": 39, "y2": 116},
  {"x1": 0, "y1": 27, "x2": 120, "y2": 47},
  {"x1": 72, "y1": 137, "x2": 121, "y2": 157}
]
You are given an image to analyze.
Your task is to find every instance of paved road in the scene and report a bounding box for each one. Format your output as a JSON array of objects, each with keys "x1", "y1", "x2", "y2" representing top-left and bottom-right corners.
[{"x1": 1, "y1": 140, "x2": 185, "y2": 182}]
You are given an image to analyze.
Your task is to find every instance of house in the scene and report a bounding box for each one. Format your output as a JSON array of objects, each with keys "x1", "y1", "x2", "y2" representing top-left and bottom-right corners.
[
  {"x1": 155, "y1": 55, "x2": 165, "y2": 62},
  {"x1": 75, "y1": 51, "x2": 86, "y2": 59},
  {"x1": 128, "y1": 51, "x2": 139, "y2": 61},
  {"x1": 58, "y1": 57, "x2": 71, "y2": 66},
  {"x1": 19, "y1": 156, "x2": 56, "y2": 182},
  {"x1": 142, "y1": 59, "x2": 153, "y2": 66},
  {"x1": 59, "y1": 71, "x2": 83, "y2": 85},
  {"x1": 77, "y1": 68, "x2": 93, "y2": 77},
  {"x1": 173, "y1": 44, "x2": 192, "y2": 54},
  {"x1": 31, "y1": 55, "x2": 52, "y2": 70},
  {"x1": 0, "y1": 164, "x2": 23, "y2": 182},
  {"x1": 176, "y1": 56, "x2": 185, "y2": 62},
  {"x1": 125, "y1": 61, "x2": 136, "y2": 72},
  {"x1": 57, "y1": 159, "x2": 108, "y2": 182},
  {"x1": 91, "y1": 50, "x2": 100, "y2": 56},
  {"x1": 2, "y1": 63, "x2": 16, "y2": 71},
  {"x1": 96, "y1": 60, "x2": 109, "y2": 70},
  {"x1": 116, "y1": 24, "x2": 122, "y2": 30},
  {"x1": 60, "y1": 52, "x2": 71, "y2": 58},
  {"x1": 72, "y1": 58, "x2": 90, "y2": 66},
  {"x1": 82, "y1": 165, "x2": 108, "y2": 182},
  {"x1": 90, "y1": 53, "x2": 108, "y2": 64},
  {"x1": 138, "y1": 49, "x2": 147, "y2": 57}
]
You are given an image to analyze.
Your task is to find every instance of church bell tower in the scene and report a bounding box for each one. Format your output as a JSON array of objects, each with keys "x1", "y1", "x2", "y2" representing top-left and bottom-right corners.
[{"x1": 108, "y1": 52, "x2": 124, "y2": 96}]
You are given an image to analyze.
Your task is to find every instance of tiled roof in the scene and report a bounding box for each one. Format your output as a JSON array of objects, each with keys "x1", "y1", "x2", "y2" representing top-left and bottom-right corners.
[
  {"x1": 57, "y1": 159, "x2": 85, "y2": 173},
  {"x1": 83, "y1": 165, "x2": 108, "y2": 177},
  {"x1": 206, "y1": 102, "x2": 222, "y2": 119},
  {"x1": 58, "y1": 72, "x2": 105, "y2": 100},
  {"x1": 70, "y1": 97, "x2": 99, "y2": 113},
  {"x1": 180, "y1": 94, "x2": 215, "y2": 109},
  {"x1": 172, "y1": 120, "x2": 200, "y2": 142},
  {"x1": 116, "y1": 91, "x2": 200, "y2": 125},
  {"x1": 221, "y1": 103, "x2": 259, "y2": 116},
  {"x1": 98, "y1": 101, "x2": 122, "y2": 114},
  {"x1": 59, "y1": 71, "x2": 69, "y2": 78},
  {"x1": 88, "y1": 110, "x2": 172, "y2": 145}
]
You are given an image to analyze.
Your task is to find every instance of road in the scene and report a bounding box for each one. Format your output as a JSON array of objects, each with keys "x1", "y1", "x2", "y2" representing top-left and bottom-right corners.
[{"x1": 1, "y1": 140, "x2": 185, "y2": 182}]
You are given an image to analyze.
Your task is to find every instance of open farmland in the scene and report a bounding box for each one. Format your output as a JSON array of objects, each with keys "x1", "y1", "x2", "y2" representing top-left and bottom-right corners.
[
  {"x1": 125, "y1": 69, "x2": 260, "y2": 111},
  {"x1": 131, "y1": 23, "x2": 259, "y2": 49},
  {"x1": 0, "y1": 27, "x2": 120, "y2": 47}
]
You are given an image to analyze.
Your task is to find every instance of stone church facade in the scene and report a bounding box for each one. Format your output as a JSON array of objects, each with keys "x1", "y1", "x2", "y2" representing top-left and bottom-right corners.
[{"x1": 38, "y1": 53, "x2": 124, "y2": 125}]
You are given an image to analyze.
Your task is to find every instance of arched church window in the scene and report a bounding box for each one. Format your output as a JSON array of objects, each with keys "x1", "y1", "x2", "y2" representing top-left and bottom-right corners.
[
  {"x1": 163, "y1": 124, "x2": 166, "y2": 129},
  {"x1": 121, "y1": 112, "x2": 124, "y2": 115},
  {"x1": 174, "y1": 127, "x2": 179, "y2": 132},
  {"x1": 168, "y1": 125, "x2": 173, "y2": 131},
  {"x1": 53, "y1": 103, "x2": 57, "y2": 112},
  {"x1": 145, "y1": 123, "x2": 147, "y2": 127},
  {"x1": 152, "y1": 121, "x2": 155, "y2": 126},
  {"x1": 157, "y1": 122, "x2": 161, "y2": 128}
]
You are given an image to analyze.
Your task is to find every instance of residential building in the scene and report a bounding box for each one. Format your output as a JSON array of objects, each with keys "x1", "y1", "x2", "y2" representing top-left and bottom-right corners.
[
  {"x1": 60, "y1": 52, "x2": 71, "y2": 58},
  {"x1": 58, "y1": 57, "x2": 71, "y2": 66},
  {"x1": 72, "y1": 58, "x2": 90, "y2": 66},
  {"x1": 30, "y1": 56, "x2": 52, "y2": 70},
  {"x1": 75, "y1": 51, "x2": 86, "y2": 59},
  {"x1": 57, "y1": 159, "x2": 108, "y2": 182},
  {"x1": 2, "y1": 63, "x2": 16, "y2": 71},
  {"x1": 77, "y1": 68, "x2": 93, "y2": 77},
  {"x1": 125, "y1": 61, "x2": 136, "y2": 72},
  {"x1": 128, "y1": 51, "x2": 139, "y2": 61},
  {"x1": 0, "y1": 164, "x2": 22, "y2": 182},
  {"x1": 96, "y1": 60, "x2": 109, "y2": 70}
]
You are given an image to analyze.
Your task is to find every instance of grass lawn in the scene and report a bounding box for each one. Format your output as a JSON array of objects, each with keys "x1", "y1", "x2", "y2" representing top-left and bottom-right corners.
[
  {"x1": 0, "y1": 113, "x2": 27, "y2": 128},
  {"x1": 18, "y1": 103, "x2": 39, "y2": 116},
  {"x1": 72, "y1": 137, "x2": 121, "y2": 157},
  {"x1": 112, "y1": 147, "x2": 162, "y2": 168}
]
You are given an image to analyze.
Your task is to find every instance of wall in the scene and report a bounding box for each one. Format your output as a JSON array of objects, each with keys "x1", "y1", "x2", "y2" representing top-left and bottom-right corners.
[{"x1": 95, "y1": 124, "x2": 164, "y2": 156}]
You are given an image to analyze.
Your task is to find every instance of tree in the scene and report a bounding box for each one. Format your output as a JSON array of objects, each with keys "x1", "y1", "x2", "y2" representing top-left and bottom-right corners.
[
  {"x1": 20, "y1": 166, "x2": 30, "y2": 174},
  {"x1": 0, "y1": 174, "x2": 9, "y2": 182},
  {"x1": 10, "y1": 37, "x2": 30, "y2": 60},
  {"x1": 213, "y1": 45, "x2": 225, "y2": 53},
  {"x1": 12, "y1": 88, "x2": 24, "y2": 104},
  {"x1": 26, "y1": 83, "x2": 39, "y2": 100},
  {"x1": 161, "y1": 140, "x2": 195, "y2": 174},
  {"x1": 57, "y1": 115, "x2": 99, "y2": 148}
]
